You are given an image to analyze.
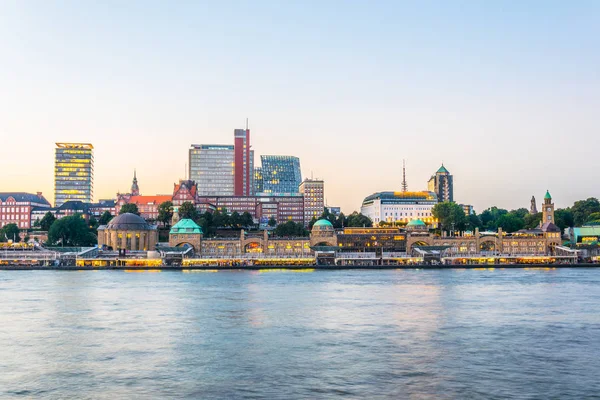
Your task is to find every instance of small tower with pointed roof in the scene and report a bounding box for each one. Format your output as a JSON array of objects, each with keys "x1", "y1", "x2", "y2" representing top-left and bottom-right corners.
[
  {"x1": 131, "y1": 170, "x2": 140, "y2": 196},
  {"x1": 542, "y1": 190, "x2": 555, "y2": 225}
]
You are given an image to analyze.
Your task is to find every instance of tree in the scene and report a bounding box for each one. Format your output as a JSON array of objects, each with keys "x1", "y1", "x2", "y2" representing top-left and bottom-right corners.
[
  {"x1": 432, "y1": 202, "x2": 467, "y2": 233},
  {"x1": 268, "y1": 216, "x2": 277, "y2": 227},
  {"x1": 157, "y1": 201, "x2": 174, "y2": 226},
  {"x1": 48, "y1": 215, "x2": 96, "y2": 246},
  {"x1": 497, "y1": 213, "x2": 525, "y2": 233},
  {"x1": 555, "y1": 208, "x2": 574, "y2": 231},
  {"x1": 178, "y1": 201, "x2": 198, "y2": 220},
  {"x1": 119, "y1": 203, "x2": 140, "y2": 215},
  {"x1": 0, "y1": 223, "x2": 21, "y2": 243},
  {"x1": 308, "y1": 216, "x2": 318, "y2": 230},
  {"x1": 346, "y1": 212, "x2": 373, "y2": 227},
  {"x1": 40, "y1": 212, "x2": 56, "y2": 231},
  {"x1": 274, "y1": 221, "x2": 308, "y2": 237},
  {"x1": 524, "y1": 212, "x2": 542, "y2": 229},
  {"x1": 241, "y1": 212, "x2": 254, "y2": 228},
  {"x1": 99, "y1": 211, "x2": 113, "y2": 225},
  {"x1": 88, "y1": 216, "x2": 99, "y2": 230},
  {"x1": 230, "y1": 211, "x2": 241, "y2": 228},
  {"x1": 466, "y1": 213, "x2": 483, "y2": 231},
  {"x1": 571, "y1": 198, "x2": 600, "y2": 226}
]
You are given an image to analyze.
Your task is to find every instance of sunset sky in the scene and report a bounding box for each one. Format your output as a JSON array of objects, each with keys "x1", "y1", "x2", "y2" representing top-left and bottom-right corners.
[{"x1": 1, "y1": 1, "x2": 598, "y2": 213}]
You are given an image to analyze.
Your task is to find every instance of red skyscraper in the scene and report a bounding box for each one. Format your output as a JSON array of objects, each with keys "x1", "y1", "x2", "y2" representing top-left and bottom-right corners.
[{"x1": 234, "y1": 128, "x2": 252, "y2": 196}]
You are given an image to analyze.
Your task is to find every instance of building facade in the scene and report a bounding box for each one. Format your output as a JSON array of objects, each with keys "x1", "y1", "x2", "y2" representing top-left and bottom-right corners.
[
  {"x1": 299, "y1": 179, "x2": 324, "y2": 225},
  {"x1": 361, "y1": 191, "x2": 438, "y2": 225},
  {"x1": 54, "y1": 143, "x2": 94, "y2": 207},
  {"x1": 196, "y1": 194, "x2": 305, "y2": 225},
  {"x1": 427, "y1": 164, "x2": 453, "y2": 203},
  {"x1": 0, "y1": 192, "x2": 51, "y2": 229},
  {"x1": 234, "y1": 129, "x2": 253, "y2": 196},
  {"x1": 97, "y1": 213, "x2": 158, "y2": 251},
  {"x1": 189, "y1": 144, "x2": 235, "y2": 196},
  {"x1": 116, "y1": 195, "x2": 172, "y2": 220},
  {"x1": 257, "y1": 155, "x2": 302, "y2": 194}
]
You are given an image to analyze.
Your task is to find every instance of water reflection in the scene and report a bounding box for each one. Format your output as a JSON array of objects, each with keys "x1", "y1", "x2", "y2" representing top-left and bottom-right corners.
[{"x1": 1, "y1": 269, "x2": 600, "y2": 399}]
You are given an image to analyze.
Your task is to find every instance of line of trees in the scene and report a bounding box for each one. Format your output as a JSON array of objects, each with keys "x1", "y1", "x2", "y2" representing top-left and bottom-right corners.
[
  {"x1": 432, "y1": 197, "x2": 600, "y2": 234},
  {"x1": 307, "y1": 209, "x2": 373, "y2": 229}
]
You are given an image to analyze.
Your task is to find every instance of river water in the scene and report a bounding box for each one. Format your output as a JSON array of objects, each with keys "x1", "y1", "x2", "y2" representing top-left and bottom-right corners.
[{"x1": 1, "y1": 268, "x2": 599, "y2": 399}]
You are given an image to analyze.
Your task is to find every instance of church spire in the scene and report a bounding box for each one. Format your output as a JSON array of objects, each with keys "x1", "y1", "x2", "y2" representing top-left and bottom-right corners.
[{"x1": 131, "y1": 169, "x2": 140, "y2": 196}]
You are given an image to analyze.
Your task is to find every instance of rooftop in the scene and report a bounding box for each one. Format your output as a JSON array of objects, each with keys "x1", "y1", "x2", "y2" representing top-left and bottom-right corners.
[
  {"x1": 170, "y1": 219, "x2": 203, "y2": 235},
  {"x1": 362, "y1": 191, "x2": 438, "y2": 205},
  {"x1": 0, "y1": 192, "x2": 51, "y2": 206}
]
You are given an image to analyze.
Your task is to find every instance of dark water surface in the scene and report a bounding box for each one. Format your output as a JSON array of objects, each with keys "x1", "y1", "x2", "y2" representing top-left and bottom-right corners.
[{"x1": 1, "y1": 268, "x2": 600, "y2": 399}]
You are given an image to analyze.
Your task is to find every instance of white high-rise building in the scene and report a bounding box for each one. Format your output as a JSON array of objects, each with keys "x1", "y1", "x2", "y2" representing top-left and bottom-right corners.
[{"x1": 188, "y1": 144, "x2": 235, "y2": 196}]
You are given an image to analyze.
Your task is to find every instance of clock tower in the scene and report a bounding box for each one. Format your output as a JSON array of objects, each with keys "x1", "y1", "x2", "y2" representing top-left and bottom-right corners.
[{"x1": 542, "y1": 190, "x2": 555, "y2": 225}]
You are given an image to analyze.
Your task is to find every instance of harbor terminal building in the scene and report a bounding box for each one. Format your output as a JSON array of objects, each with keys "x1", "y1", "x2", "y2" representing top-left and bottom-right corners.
[{"x1": 360, "y1": 191, "x2": 438, "y2": 226}]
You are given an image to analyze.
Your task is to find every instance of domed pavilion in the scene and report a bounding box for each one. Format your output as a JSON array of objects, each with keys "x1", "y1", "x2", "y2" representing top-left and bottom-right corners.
[
  {"x1": 310, "y1": 218, "x2": 337, "y2": 247},
  {"x1": 98, "y1": 213, "x2": 158, "y2": 251}
]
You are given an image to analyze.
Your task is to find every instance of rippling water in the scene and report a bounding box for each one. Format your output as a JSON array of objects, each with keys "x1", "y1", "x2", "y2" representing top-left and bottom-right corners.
[{"x1": 1, "y1": 268, "x2": 600, "y2": 399}]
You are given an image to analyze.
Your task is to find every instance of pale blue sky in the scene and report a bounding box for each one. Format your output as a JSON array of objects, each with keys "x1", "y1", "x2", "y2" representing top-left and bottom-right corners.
[{"x1": 0, "y1": 1, "x2": 598, "y2": 212}]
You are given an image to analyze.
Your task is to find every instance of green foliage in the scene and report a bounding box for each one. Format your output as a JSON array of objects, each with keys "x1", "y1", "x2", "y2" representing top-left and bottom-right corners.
[
  {"x1": 119, "y1": 203, "x2": 140, "y2": 215},
  {"x1": 308, "y1": 217, "x2": 318, "y2": 229},
  {"x1": 467, "y1": 213, "x2": 483, "y2": 230},
  {"x1": 480, "y1": 207, "x2": 508, "y2": 230},
  {"x1": 572, "y1": 198, "x2": 600, "y2": 226},
  {"x1": 99, "y1": 211, "x2": 113, "y2": 225},
  {"x1": 524, "y1": 212, "x2": 542, "y2": 229},
  {"x1": 274, "y1": 221, "x2": 308, "y2": 237},
  {"x1": 345, "y1": 212, "x2": 373, "y2": 228},
  {"x1": 432, "y1": 202, "x2": 467, "y2": 232},
  {"x1": 157, "y1": 201, "x2": 173, "y2": 226},
  {"x1": 40, "y1": 212, "x2": 56, "y2": 231},
  {"x1": 230, "y1": 211, "x2": 241, "y2": 228},
  {"x1": 268, "y1": 216, "x2": 277, "y2": 227},
  {"x1": 48, "y1": 215, "x2": 96, "y2": 246},
  {"x1": 554, "y1": 209, "x2": 574, "y2": 231},
  {"x1": 0, "y1": 223, "x2": 21, "y2": 242},
  {"x1": 497, "y1": 213, "x2": 525, "y2": 233},
  {"x1": 88, "y1": 216, "x2": 99, "y2": 230},
  {"x1": 178, "y1": 202, "x2": 198, "y2": 220},
  {"x1": 241, "y1": 212, "x2": 254, "y2": 228}
]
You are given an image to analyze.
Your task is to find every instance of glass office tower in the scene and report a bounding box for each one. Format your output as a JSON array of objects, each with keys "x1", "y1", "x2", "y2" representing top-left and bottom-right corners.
[
  {"x1": 54, "y1": 143, "x2": 94, "y2": 207},
  {"x1": 259, "y1": 155, "x2": 302, "y2": 194}
]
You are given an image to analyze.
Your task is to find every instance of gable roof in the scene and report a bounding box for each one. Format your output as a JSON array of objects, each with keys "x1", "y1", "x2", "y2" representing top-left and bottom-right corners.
[
  {"x1": 128, "y1": 195, "x2": 172, "y2": 205},
  {"x1": 436, "y1": 164, "x2": 449, "y2": 174},
  {"x1": 0, "y1": 192, "x2": 51, "y2": 206}
]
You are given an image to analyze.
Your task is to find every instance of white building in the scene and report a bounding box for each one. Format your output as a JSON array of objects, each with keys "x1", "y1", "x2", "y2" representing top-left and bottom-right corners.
[
  {"x1": 188, "y1": 144, "x2": 235, "y2": 196},
  {"x1": 299, "y1": 179, "x2": 324, "y2": 226},
  {"x1": 360, "y1": 191, "x2": 438, "y2": 226}
]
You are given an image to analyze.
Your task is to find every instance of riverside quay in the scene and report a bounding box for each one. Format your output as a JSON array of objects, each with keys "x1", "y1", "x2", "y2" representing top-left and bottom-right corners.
[{"x1": 0, "y1": 216, "x2": 582, "y2": 268}]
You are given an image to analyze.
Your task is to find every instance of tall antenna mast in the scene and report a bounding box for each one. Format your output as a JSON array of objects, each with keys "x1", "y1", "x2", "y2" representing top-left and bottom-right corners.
[{"x1": 402, "y1": 159, "x2": 408, "y2": 192}]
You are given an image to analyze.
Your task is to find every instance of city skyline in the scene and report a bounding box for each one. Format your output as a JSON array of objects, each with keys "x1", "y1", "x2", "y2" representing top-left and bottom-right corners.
[{"x1": 1, "y1": 2, "x2": 599, "y2": 213}]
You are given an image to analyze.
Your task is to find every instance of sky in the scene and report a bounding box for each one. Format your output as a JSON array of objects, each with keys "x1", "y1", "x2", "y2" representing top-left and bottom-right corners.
[{"x1": 0, "y1": 1, "x2": 598, "y2": 213}]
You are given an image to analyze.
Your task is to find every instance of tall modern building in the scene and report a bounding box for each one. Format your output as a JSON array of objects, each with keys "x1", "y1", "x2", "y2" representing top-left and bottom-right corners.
[
  {"x1": 254, "y1": 167, "x2": 263, "y2": 194},
  {"x1": 189, "y1": 144, "x2": 235, "y2": 196},
  {"x1": 54, "y1": 143, "x2": 94, "y2": 207},
  {"x1": 299, "y1": 179, "x2": 324, "y2": 225},
  {"x1": 427, "y1": 164, "x2": 454, "y2": 203},
  {"x1": 234, "y1": 129, "x2": 253, "y2": 196},
  {"x1": 258, "y1": 155, "x2": 302, "y2": 194}
]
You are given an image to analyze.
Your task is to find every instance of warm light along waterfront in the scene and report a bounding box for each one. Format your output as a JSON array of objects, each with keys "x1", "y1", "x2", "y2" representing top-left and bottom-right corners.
[{"x1": 1, "y1": 269, "x2": 599, "y2": 398}]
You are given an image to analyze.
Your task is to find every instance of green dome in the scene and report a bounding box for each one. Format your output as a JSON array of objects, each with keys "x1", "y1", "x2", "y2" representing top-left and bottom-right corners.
[
  {"x1": 313, "y1": 219, "x2": 333, "y2": 228},
  {"x1": 544, "y1": 190, "x2": 552, "y2": 200},
  {"x1": 407, "y1": 219, "x2": 426, "y2": 227},
  {"x1": 170, "y1": 218, "x2": 203, "y2": 235}
]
